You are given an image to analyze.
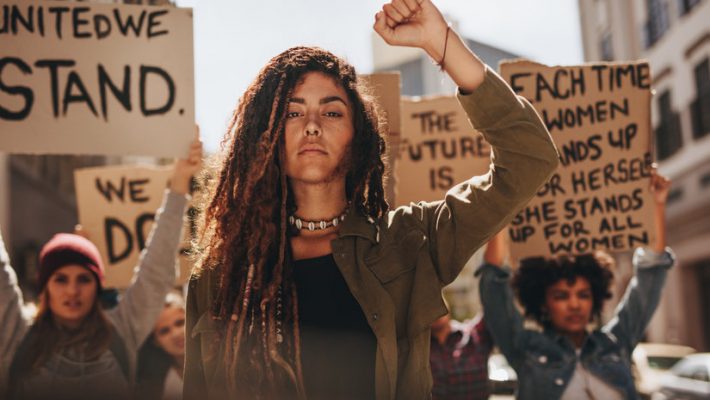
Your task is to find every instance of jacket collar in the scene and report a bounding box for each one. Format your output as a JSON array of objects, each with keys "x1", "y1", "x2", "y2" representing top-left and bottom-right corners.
[
  {"x1": 337, "y1": 206, "x2": 380, "y2": 243},
  {"x1": 543, "y1": 327, "x2": 610, "y2": 354},
  {"x1": 543, "y1": 327, "x2": 584, "y2": 351}
]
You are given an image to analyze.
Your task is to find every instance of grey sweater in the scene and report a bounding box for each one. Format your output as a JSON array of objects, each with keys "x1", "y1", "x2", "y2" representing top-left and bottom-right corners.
[{"x1": 0, "y1": 190, "x2": 187, "y2": 400}]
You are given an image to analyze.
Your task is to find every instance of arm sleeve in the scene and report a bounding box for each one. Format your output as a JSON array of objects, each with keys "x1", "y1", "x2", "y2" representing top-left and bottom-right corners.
[
  {"x1": 107, "y1": 190, "x2": 187, "y2": 352},
  {"x1": 603, "y1": 247, "x2": 674, "y2": 352},
  {"x1": 473, "y1": 314, "x2": 494, "y2": 356},
  {"x1": 477, "y1": 262, "x2": 526, "y2": 369},
  {"x1": 183, "y1": 275, "x2": 206, "y2": 399},
  {"x1": 414, "y1": 66, "x2": 559, "y2": 285},
  {"x1": 0, "y1": 231, "x2": 31, "y2": 390}
]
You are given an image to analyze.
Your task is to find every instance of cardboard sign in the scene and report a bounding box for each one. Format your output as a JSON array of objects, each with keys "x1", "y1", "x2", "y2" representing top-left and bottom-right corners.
[
  {"x1": 394, "y1": 96, "x2": 491, "y2": 206},
  {"x1": 0, "y1": 0, "x2": 194, "y2": 157},
  {"x1": 361, "y1": 73, "x2": 401, "y2": 137},
  {"x1": 74, "y1": 165, "x2": 194, "y2": 289},
  {"x1": 361, "y1": 73, "x2": 401, "y2": 205},
  {"x1": 499, "y1": 60, "x2": 656, "y2": 258}
]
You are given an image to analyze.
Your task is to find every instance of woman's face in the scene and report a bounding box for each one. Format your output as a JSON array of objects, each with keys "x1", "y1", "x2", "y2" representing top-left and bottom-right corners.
[
  {"x1": 544, "y1": 277, "x2": 593, "y2": 335},
  {"x1": 46, "y1": 264, "x2": 98, "y2": 329},
  {"x1": 284, "y1": 71, "x2": 354, "y2": 186},
  {"x1": 153, "y1": 306, "x2": 186, "y2": 358}
]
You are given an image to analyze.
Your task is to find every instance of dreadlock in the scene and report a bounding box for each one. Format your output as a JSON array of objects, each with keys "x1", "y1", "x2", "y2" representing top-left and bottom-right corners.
[{"x1": 194, "y1": 46, "x2": 388, "y2": 398}]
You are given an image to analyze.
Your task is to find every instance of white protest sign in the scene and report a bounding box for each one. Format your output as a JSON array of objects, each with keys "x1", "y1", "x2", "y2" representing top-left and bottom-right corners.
[
  {"x1": 74, "y1": 164, "x2": 194, "y2": 289},
  {"x1": 500, "y1": 60, "x2": 656, "y2": 258},
  {"x1": 0, "y1": 0, "x2": 194, "y2": 157},
  {"x1": 395, "y1": 96, "x2": 491, "y2": 206}
]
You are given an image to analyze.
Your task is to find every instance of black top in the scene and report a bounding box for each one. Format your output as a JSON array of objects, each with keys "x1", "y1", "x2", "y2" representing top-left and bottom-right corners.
[{"x1": 294, "y1": 254, "x2": 376, "y2": 400}]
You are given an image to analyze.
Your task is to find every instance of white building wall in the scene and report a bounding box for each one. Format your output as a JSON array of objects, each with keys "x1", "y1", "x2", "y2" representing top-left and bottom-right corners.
[{"x1": 579, "y1": 0, "x2": 710, "y2": 350}]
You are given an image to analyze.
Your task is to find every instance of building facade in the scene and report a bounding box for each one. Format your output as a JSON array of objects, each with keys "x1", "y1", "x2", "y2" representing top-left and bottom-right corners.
[{"x1": 579, "y1": 0, "x2": 710, "y2": 350}]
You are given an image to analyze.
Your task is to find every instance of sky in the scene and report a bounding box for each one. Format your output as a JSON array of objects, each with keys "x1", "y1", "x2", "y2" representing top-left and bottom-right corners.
[{"x1": 174, "y1": 0, "x2": 584, "y2": 152}]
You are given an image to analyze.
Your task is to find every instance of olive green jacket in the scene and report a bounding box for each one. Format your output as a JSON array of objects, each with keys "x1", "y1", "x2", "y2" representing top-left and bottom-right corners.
[{"x1": 184, "y1": 66, "x2": 559, "y2": 400}]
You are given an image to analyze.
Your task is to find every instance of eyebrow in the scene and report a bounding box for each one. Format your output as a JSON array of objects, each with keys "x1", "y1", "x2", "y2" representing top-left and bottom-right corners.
[{"x1": 289, "y1": 96, "x2": 348, "y2": 105}]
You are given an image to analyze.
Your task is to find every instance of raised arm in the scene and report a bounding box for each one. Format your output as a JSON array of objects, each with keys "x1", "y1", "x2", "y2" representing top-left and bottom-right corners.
[
  {"x1": 0, "y1": 230, "x2": 31, "y2": 391},
  {"x1": 108, "y1": 131, "x2": 203, "y2": 350},
  {"x1": 375, "y1": 0, "x2": 559, "y2": 284},
  {"x1": 603, "y1": 168, "x2": 674, "y2": 351},
  {"x1": 477, "y1": 230, "x2": 526, "y2": 369},
  {"x1": 374, "y1": 0, "x2": 485, "y2": 93}
]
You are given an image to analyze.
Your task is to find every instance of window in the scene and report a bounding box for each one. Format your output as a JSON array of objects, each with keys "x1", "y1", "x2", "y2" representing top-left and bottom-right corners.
[
  {"x1": 645, "y1": 0, "x2": 670, "y2": 48},
  {"x1": 678, "y1": 0, "x2": 702, "y2": 15},
  {"x1": 691, "y1": 58, "x2": 710, "y2": 139},
  {"x1": 600, "y1": 32, "x2": 614, "y2": 61},
  {"x1": 595, "y1": 0, "x2": 609, "y2": 28},
  {"x1": 647, "y1": 356, "x2": 682, "y2": 370},
  {"x1": 392, "y1": 58, "x2": 424, "y2": 97},
  {"x1": 655, "y1": 90, "x2": 683, "y2": 160},
  {"x1": 701, "y1": 171, "x2": 710, "y2": 188},
  {"x1": 667, "y1": 187, "x2": 683, "y2": 204}
]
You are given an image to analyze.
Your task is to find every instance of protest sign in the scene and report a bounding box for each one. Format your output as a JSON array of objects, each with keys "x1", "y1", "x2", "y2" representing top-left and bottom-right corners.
[
  {"x1": 499, "y1": 60, "x2": 656, "y2": 258},
  {"x1": 74, "y1": 164, "x2": 194, "y2": 288},
  {"x1": 394, "y1": 96, "x2": 491, "y2": 206},
  {"x1": 361, "y1": 73, "x2": 401, "y2": 137},
  {"x1": 0, "y1": 0, "x2": 194, "y2": 157},
  {"x1": 361, "y1": 72, "x2": 401, "y2": 204}
]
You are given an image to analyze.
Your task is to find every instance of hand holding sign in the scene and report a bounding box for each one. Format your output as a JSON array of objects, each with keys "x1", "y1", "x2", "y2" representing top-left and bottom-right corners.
[
  {"x1": 650, "y1": 167, "x2": 671, "y2": 206},
  {"x1": 650, "y1": 167, "x2": 671, "y2": 253},
  {"x1": 170, "y1": 126, "x2": 203, "y2": 195}
]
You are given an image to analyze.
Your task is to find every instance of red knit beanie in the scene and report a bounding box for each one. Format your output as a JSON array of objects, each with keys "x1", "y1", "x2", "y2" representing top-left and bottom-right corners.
[{"x1": 38, "y1": 233, "x2": 105, "y2": 291}]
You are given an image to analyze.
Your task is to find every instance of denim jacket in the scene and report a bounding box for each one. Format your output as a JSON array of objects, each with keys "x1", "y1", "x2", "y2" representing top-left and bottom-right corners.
[{"x1": 478, "y1": 247, "x2": 674, "y2": 400}]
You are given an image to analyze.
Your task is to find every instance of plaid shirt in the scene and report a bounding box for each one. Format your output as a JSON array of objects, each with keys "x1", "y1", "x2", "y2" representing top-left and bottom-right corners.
[{"x1": 430, "y1": 316, "x2": 493, "y2": 400}]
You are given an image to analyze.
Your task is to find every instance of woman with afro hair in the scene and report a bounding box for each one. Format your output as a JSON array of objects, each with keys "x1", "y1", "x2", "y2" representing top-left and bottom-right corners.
[{"x1": 477, "y1": 169, "x2": 675, "y2": 400}]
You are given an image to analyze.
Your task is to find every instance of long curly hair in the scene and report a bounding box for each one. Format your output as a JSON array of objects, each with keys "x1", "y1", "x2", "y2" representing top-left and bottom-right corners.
[
  {"x1": 194, "y1": 46, "x2": 388, "y2": 398},
  {"x1": 511, "y1": 252, "x2": 615, "y2": 329}
]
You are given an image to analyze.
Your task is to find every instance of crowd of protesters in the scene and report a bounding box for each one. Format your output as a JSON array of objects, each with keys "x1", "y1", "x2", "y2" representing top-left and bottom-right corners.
[{"x1": 0, "y1": 0, "x2": 678, "y2": 399}]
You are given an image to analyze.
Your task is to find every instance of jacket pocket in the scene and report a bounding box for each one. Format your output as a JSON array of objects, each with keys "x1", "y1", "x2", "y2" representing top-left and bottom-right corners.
[
  {"x1": 523, "y1": 350, "x2": 566, "y2": 370},
  {"x1": 192, "y1": 311, "x2": 223, "y2": 384},
  {"x1": 191, "y1": 312, "x2": 220, "y2": 338},
  {"x1": 365, "y1": 230, "x2": 426, "y2": 284}
]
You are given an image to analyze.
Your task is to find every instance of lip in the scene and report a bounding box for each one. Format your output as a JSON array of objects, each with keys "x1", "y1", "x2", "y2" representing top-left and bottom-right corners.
[
  {"x1": 298, "y1": 146, "x2": 327, "y2": 155},
  {"x1": 63, "y1": 300, "x2": 83, "y2": 310},
  {"x1": 565, "y1": 315, "x2": 587, "y2": 323}
]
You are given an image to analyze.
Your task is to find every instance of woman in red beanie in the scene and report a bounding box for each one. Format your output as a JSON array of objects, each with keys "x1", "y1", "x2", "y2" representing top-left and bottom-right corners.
[{"x1": 0, "y1": 135, "x2": 202, "y2": 400}]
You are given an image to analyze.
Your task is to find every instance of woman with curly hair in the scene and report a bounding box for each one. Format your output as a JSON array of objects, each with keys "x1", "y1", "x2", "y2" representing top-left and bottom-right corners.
[
  {"x1": 478, "y1": 170, "x2": 674, "y2": 400},
  {"x1": 184, "y1": 1, "x2": 559, "y2": 399}
]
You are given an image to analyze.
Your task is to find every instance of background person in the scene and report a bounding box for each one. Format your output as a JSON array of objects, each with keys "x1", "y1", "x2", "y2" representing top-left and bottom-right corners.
[
  {"x1": 478, "y1": 169, "x2": 674, "y2": 400},
  {"x1": 136, "y1": 291, "x2": 187, "y2": 400},
  {"x1": 430, "y1": 234, "x2": 507, "y2": 400},
  {"x1": 0, "y1": 136, "x2": 202, "y2": 400}
]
